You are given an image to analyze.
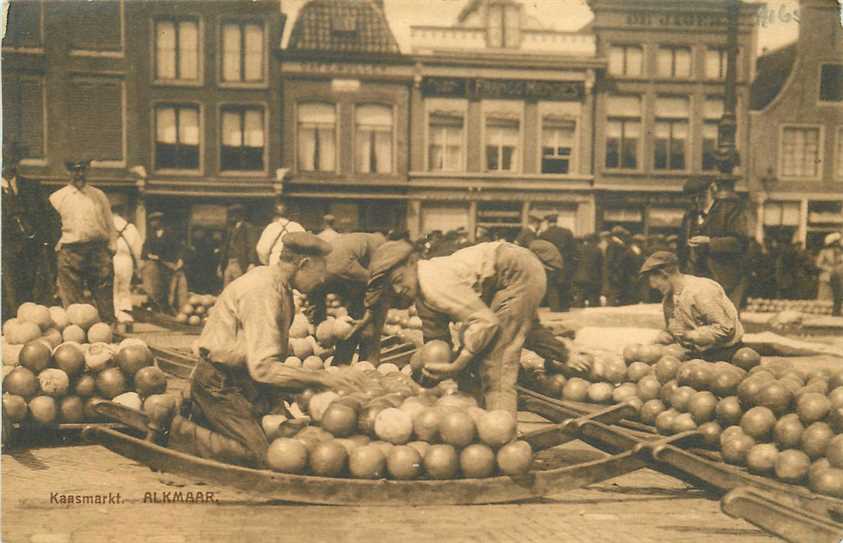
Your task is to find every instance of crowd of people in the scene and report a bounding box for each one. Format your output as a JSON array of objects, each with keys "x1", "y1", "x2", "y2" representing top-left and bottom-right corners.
[{"x1": 3, "y1": 141, "x2": 843, "y2": 333}]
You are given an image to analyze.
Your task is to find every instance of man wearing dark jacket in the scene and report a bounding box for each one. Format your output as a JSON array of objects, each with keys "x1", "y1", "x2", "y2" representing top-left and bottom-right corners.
[
  {"x1": 678, "y1": 176, "x2": 710, "y2": 276},
  {"x1": 219, "y1": 205, "x2": 259, "y2": 287},
  {"x1": 690, "y1": 179, "x2": 751, "y2": 308},
  {"x1": 1, "y1": 143, "x2": 60, "y2": 320},
  {"x1": 515, "y1": 211, "x2": 544, "y2": 247},
  {"x1": 573, "y1": 234, "x2": 603, "y2": 308},
  {"x1": 539, "y1": 213, "x2": 577, "y2": 312}
]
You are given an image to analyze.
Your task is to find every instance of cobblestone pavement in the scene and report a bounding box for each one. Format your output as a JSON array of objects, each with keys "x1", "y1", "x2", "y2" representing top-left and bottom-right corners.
[{"x1": 3, "y1": 429, "x2": 778, "y2": 543}]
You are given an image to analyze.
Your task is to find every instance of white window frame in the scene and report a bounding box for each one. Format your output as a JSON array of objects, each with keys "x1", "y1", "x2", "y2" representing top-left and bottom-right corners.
[
  {"x1": 217, "y1": 102, "x2": 269, "y2": 176},
  {"x1": 608, "y1": 44, "x2": 644, "y2": 78},
  {"x1": 656, "y1": 45, "x2": 693, "y2": 80},
  {"x1": 778, "y1": 124, "x2": 824, "y2": 181},
  {"x1": 69, "y1": 0, "x2": 126, "y2": 59},
  {"x1": 295, "y1": 101, "x2": 340, "y2": 174},
  {"x1": 818, "y1": 63, "x2": 843, "y2": 106},
  {"x1": 537, "y1": 101, "x2": 580, "y2": 176},
  {"x1": 217, "y1": 17, "x2": 269, "y2": 89},
  {"x1": 151, "y1": 15, "x2": 204, "y2": 87},
  {"x1": 151, "y1": 101, "x2": 204, "y2": 176},
  {"x1": 481, "y1": 99, "x2": 524, "y2": 174},
  {"x1": 425, "y1": 98, "x2": 468, "y2": 173},
  {"x1": 352, "y1": 102, "x2": 397, "y2": 176},
  {"x1": 653, "y1": 95, "x2": 692, "y2": 173},
  {"x1": 1, "y1": 0, "x2": 45, "y2": 54},
  {"x1": 605, "y1": 95, "x2": 644, "y2": 172}
]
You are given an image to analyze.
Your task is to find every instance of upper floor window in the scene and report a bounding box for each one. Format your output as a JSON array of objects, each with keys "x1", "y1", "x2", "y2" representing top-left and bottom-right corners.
[
  {"x1": 487, "y1": 3, "x2": 521, "y2": 48},
  {"x1": 355, "y1": 104, "x2": 393, "y2": 174},
  {"x1": 155, "y1": 18, "x2": 200, "y2": 82},
  {"x1": 820, "y1": 64, "x2": 843, "y2": 103},
  {"x1": 657, "y1": 45, "x2": 691, "y2": 79},
  {"x1": 221, "y1": 106, "x2": 264, "y2": 172},
  {"x1": 298, "y1": 102, "x2": 336, "y2": 172},
  {"x1": 155, "y1": 105, "x2": 200, "y2": 170},
  {"x1": 484, "y1": 102, "x2": 521, "y2": 172},
  {"x1": 2, "y1": 0, "x2": 41, "y2": 49},
  {"x1": 69, "y1": 0, "x2": 121, "y2": 52},
  {"x1": 705, "y1": 48, "x2": 727, "y2": 80},
  {"x1": 780, "y1": 126, "x2": 821, "y2": 178},
  {"x1": 654, "y1": 96, "x2": 690, "y2": 171},
  {"x1": 703, "y1": 97, "x2": 724, "y2": 171},
  {"x1": 428, "y1": 109, "x2": 464, "y2": 172},
  {"x1": 69, "y1": 77, "x2": 123, "y2": 163},
  {"x1": 222, "y1": 22, "x2": 264, "y2": 84},
  {"x1": 542, "y1": 118, "x2": 576, "y2": 174},
  {"x1": 605, "y1": 95, "x2": 641, "y2": 170},
  {"x1": 608, "y1": 45, "x2": 643, "y2": 77}
]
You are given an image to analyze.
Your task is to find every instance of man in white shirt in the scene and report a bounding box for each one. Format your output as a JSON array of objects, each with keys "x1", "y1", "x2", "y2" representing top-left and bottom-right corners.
[
  {"x1": 111, "y1": 205, "x2": 143, "y2": 322},
  {"x1": 317, "y1": 214, "x2": 339, "y2": 243},
  {"x1": 256, "y1": 200, "x2": 305, "y2": 266}
]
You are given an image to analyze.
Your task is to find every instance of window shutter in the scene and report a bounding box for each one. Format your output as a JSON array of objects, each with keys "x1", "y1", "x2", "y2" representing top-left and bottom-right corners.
[
  {"x1": 69, "y1": 78, "x2": 123, "y2": 161},
  {"x1": 70, "y1": 0, "x2": 121, "y2": 51},
  {"x1": 3, "y1": 0, "x2": 41, "y2": 48},
  {"x1": 19, "y1": 78, "x2": 44, "y2": 157}
]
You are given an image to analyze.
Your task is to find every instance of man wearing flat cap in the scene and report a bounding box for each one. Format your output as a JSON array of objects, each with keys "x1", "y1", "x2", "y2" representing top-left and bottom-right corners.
[
  {"x1": 49, "y1": 159, "x2": 117, "y2": 323},
  {"x1": 141, "y1": 211, "x2": 188, "y2": 313},
  {"x1": 366, "y1": 240, "x2": 590, "y2": 414},
  {"x1": 177, "y1": 231, "x2": 367, "y2": 467},
  {"x1": 605, "y1": 226, "x2": 636, "y2": 306},
  {"x1": 2, "y1": 143, "x2": 60, "y2": 320},
  {"x1": 515, "y1": 211, "x2": 544, "y2": 247},
  {"x1": 641, "y1": 251, "x2": 744, "y2": 362}
]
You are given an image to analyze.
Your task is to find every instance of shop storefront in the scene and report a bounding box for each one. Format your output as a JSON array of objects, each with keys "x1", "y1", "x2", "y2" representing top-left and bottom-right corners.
[
  {"x1": 761, "y1": 198, "x2": 843, "y2": 249},
  {"x1": 596, "y1": 192, "x2": 692, "y2": 236}
]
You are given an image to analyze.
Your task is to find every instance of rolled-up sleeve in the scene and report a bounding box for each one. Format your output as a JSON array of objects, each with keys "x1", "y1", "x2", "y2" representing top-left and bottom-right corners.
[
  {"x1": 691, "y1": 289, "x2": 738, "y2": 347},
  {"x1": 419, "y1": 272, "x2": 499, "y2": 355}
]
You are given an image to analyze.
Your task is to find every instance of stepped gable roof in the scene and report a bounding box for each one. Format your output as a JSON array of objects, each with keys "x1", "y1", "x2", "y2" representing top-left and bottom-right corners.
[
  {"x1": 288, "y1": 0, "x2": 400, "y2": 55},
  {"x1": 751, "y1": 42, "x2": 797, "y2": 111}
]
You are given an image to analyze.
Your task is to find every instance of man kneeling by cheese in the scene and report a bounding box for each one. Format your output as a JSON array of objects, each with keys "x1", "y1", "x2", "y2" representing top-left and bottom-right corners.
[{"x1": 641, "y1": 251, "x2": 744, "y2": 362}]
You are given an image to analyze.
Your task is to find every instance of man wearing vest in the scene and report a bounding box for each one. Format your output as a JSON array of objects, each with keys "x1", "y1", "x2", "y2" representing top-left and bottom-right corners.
[
  {"x1": 218, "y1": 204, "x2": 259, "y2": 287},
  {"x1": 256, "y1": 200, "x2": 305, "y2": 266}
]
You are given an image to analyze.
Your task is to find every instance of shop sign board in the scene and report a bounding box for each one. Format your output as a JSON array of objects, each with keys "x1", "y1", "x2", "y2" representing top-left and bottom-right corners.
[{"x1": 422, "y1": 77, "x2": 584, "y2": 101}]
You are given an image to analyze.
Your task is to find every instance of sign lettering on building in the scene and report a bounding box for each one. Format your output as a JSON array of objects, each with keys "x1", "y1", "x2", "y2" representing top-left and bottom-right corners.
[
  {"x1": 422, "y1": 77, "x2": 583, "y2": 101},
  {"x1": 624, "y1": 11, "x2": 729, "y2": 28},
  {"x1": 299, "y1": 62, "x2": 388, "y2": 75}
]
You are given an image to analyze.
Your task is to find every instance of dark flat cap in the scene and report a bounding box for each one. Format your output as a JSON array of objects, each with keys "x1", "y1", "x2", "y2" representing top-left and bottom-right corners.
[
  {"x1": 544, "y1": 212, "x2": 559, "y2": 222},
  {"x1": 640, "y1": 251, "x2": 679, "y2": 275},
  {"x1": 368, "y1": 241, "x2": 415, "y2": 283},
  {"x1": 65, "y1": 159, "x2": 92, "y2": 171},
  {"x1": 283, "y1": 231, "x2": 332, "y2": 257},
  {"x1": 528, "y1": 211, "x2": 545, "y2": 222},
  {"x1": 683, "y1": 176, "x2": 711, "y2": 195},
  {"x1": 611, "y1": 225, "x2": 630, "y2": 237},
  {"x1": 528, "y1": 240, "x2": 563, "y2": 271}
]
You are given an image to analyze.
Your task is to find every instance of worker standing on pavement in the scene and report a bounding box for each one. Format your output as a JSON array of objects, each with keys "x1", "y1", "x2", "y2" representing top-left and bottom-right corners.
[
  {"x1": 362, "y1": 240, "x2": 590, "y2": 414},
  {"x1": 311, "y1": 232, "x2": 387, "y2": 364},
  {"x1": 49, "y1": 160, "x2": 118, "y2": 324},
  {"x1": 175, "y1": 232, "x2": 367, "y2": 468},
  {"x1": 111, "y1": 205, "x2": 143, "y2": 323},
  {"x1": 256, "y1": 200, "x2": 305, "y2": 266},
  {"x1": 641, "y1": 251, "x2": 744, "y2": 362}
]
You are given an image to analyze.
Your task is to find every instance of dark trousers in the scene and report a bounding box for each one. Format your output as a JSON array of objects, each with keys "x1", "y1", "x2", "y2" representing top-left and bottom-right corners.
[
  {"x1": 694, "y1": 342, "x2": 744, "y2": 363},
  {"x1": 190, "y1": 359, "x2": 278, "y2": 467},
  {"x1": 831, "y1": 270, "x2": 842, "y2": 317},
  {"x1": 544, "y1": 271, "x2": 571, "y2": 313},
  {"x1": 57, "y1": 241, "x2": 115, "y2": 324},
  {"x1": 2, "y1": 242, "x2": 57, "y2": 321},
  {"x1": 573, "y1": 282, "x2": 601, "y2": 308}
]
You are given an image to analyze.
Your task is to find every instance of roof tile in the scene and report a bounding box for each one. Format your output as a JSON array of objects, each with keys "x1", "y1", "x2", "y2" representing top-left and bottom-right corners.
[{"x1": 288, "y1": 0, "x2": 401, "y2": 55}]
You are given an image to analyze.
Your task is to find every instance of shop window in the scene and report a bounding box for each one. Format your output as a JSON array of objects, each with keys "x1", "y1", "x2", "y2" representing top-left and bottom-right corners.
[
  {"x1": 605, "y1": 95, "x2": 641, "y2": 170},
  {"x1": 297, "y1": 102, "x2": 336, "y2": 172},
  {"x1": 155, "y1": 18, "x2": 200, "y2": 82},
  {"x1": 155, "y1": 105, "x2": 200, "y2": 170},
  {"x1": 819, "y1": 64, "x2": 843, "y2": 103},
  {"x1": 221, "y1": 21, "x2": 264, "y2": 83},
  {"x1": 487, "y1": 3, "x2": 521, "y2": 48},
  {"x1": 780, "y1": 126, "x2": 821, "y2": 178},
  {"x1": 69, "y1": 77, "x2": 123, "y2": 162},
  {"x1": 1, "y1": 75, "x2": 44, "y2": 158},
  {"x1": 220, "y1": 106, "x2": 264, "y2": 171},
  {"x1": 3, "y1": 0, "x2": 41, "y2": 49},
  {"x1": 355, "y1": 104, "x2": 393, "y2": 174},
  {"x1": 477, "y1": 201, "x2": 522, "y2": 241},
  {"x1": 608, "y1": 45, "x2": 643, "y2": 77},
  {"x1": 428, "y1": 112, "x2": 464, "y2": 171},
  {"x1": 763, "y1": 201, "x2": 800, "y2": 227},
  {"x1": 485, "y1": 117, "x2": 520, "y2": 172},
  {"x1": 703, "y1": 97, "x2": 724, "y2": 171},
  {"x1": 654, "y1": 96, "x2": 689, "y2": 171},
  {"x1": 541, "y1": 119, "x2": 575, "y2": 174},
  {"x1": 657, "y1": 45, "x2": 691, "y2": 79}
]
